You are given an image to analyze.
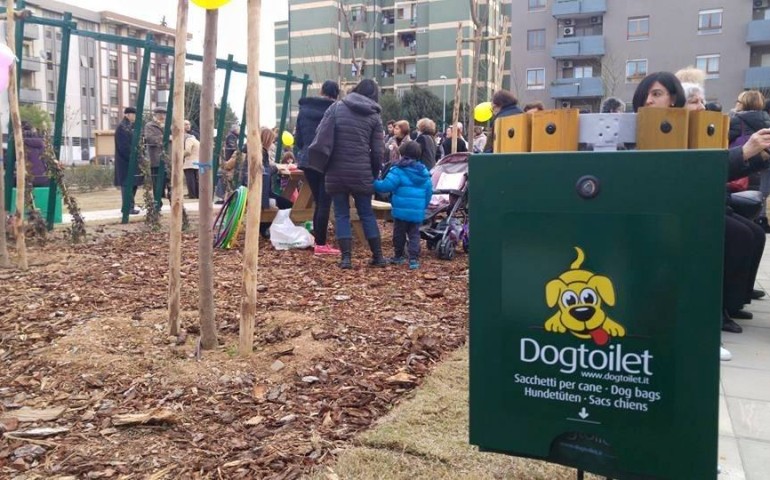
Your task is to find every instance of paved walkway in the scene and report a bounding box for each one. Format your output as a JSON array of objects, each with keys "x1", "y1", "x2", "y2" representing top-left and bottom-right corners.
[
  {"x1": 62, "y1": 200, "x2": 201, "y2": 223},
  {"x1": 720, "y1": 249, "x2": 770, "y2": 480}
]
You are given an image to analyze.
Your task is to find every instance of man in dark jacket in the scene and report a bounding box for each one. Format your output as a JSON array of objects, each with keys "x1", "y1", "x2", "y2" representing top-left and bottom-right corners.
[
  {"x1": 308, "y1": 78, "x2": 386, "y2": 269},
  {"x1": 295, "y1": 80, "x2": 339, "y2": 255},
  {"x1": 114, "y1": 107, "x2": 141, "y2": 214}
]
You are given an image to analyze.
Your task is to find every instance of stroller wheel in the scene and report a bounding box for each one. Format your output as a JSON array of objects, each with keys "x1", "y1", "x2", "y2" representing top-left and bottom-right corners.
[{"x1": 438, "y1": 238, "x2": 457, "y2": 260}]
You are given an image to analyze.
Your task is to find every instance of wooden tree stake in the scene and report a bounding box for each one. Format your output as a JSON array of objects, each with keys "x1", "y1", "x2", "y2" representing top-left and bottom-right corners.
[
  {"x1": 6, "y1": 2, "x2": 27, "y2": 270},
  {"x1": 239, "y1": 0, "x2": 263, "y2": 356},
  {"x1": 451, "y1": 23, "x2": 462, "y2": 155},
  {"x1": 168, "y1": 0, "x2": 189, "y2": 336},
  {"x1": 198, "y1": 9, "x2": 218, "y2": 350}
]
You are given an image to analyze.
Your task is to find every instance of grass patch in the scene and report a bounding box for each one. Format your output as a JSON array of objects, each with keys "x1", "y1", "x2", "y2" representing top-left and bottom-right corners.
[
  {"x1": 63, "y1": 164, "x2": 115, "y2": 192},
  {"x1": 311, "y1": 347, "x2": 604, "y2": 480}
]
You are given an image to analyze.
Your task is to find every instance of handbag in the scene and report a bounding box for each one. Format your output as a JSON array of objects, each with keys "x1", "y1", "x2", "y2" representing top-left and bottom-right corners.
[{"x1": 729, "y1": 190, "x2": 763, "y2": 220}]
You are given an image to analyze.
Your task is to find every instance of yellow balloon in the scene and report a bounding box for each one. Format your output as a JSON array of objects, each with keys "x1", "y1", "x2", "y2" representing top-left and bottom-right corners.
[
  {"x1": 191, "y1": 0, "x2": 231, "y2": 9},
  {"x1": 281, "y1": 131, "x2": 295, "y2": 147},
  {"x1": 474, "y1": 102, "x2": 494, "y2": 123}
]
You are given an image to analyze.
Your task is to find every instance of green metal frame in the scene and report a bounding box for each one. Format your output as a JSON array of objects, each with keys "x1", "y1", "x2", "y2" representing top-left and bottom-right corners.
[{"x1": 2, "y1": 5, "x2": 313, "y2": 227}]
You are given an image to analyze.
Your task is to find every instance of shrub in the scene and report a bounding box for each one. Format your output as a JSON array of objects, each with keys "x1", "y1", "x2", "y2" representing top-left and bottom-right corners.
[{"x1": 62, "y1": 164, "x2": 115, "y2": 192}]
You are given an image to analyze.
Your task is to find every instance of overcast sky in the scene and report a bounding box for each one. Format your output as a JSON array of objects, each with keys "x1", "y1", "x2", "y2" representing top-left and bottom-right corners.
[{"x1": 59, "y1": 0, "x2": 289, "y2": 126}]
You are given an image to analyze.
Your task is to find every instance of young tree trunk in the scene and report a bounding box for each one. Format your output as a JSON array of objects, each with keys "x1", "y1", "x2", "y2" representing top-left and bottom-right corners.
[
  {"x1": 451, "y1": 24, "x2": 462, "y2": 155},
  {"x1": 168, "y1": 0, "x2": 189, "y2": 336},
  {"x1": 239, "y1": 0, "x2": 263, "y2": 356},
  {"x1": 467, "y1": 0, "x2": 483, "y2": 138},
  {"x1": 6, "y1": 3, "x2": 27, "y2": 270},
  {"x1": 0, "y1": 119, "x2": 10, "y2": 268},
  {"x1": 198, "y1": 9, "x2": 218, "y2": 350}
]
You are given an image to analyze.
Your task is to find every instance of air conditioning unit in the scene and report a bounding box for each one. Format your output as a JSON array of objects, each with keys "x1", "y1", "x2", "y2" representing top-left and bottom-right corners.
[
  {"x1": 561, "y1": 101, "x2": 572, "y2": 108},
  {"x1": 754, "y1": 0, "x2": 764, "y2": 7},
  {"x1": 563, "y1": 27, "x2": 575, "y2": 36},
  {"x1": 591, "y1": 16, "x2": 602, "y2": 24},
  {"x1": 563, "y1": 19, "x2": 574, "y2": 26},
  {"x1": 562, "y1": 60, "x2": 574, "y2": 68}
]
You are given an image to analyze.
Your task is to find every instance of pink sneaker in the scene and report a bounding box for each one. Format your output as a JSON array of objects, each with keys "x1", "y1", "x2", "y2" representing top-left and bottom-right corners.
[{"x1": 314, "y1": 244, "x2": 341, "y2": 255}]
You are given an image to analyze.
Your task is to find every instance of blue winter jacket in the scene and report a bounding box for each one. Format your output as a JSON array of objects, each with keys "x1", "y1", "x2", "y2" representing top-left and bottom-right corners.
[{"x1": 374, "y1": 158, "x2": 433, "y2": 223}]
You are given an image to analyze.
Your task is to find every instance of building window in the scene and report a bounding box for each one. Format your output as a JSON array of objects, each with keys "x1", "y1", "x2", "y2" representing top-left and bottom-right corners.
[
  {"x1": 22, "y1": 41, "x2": 33, "y2": 58},
  {"x1": 128, "y1": 60, "x2": 138, "y2": 81},
  {"x1": 109, "y1": 56, "x2": 118, "y2": 77},
  {"x1": 350, "y1": 6, "x2": 365, "y2": 22},
  {"x1": 527, "y1": 29, "x2": 546, "y2": 51},
  {"x1": 695, "y1": 54, "x2": 720, "y2": 79},
  {"x1": 526, "y1": 68, "x2": 545, "y2": 89},
  {"x1": 157, "y1": 63, "x2": 169, "y2": 85},
  {"x1": 626, "y1": 59, "x2": 648, "y2": 82},
  {"x1": 353, "y1": 34, "x2": 366, "y2": 50},
  {"x1": 81, "y1": 86, "x2": 87, "y2": 96},
  {"x1": 109, "y1": 83, "x2": 118, "y2": 106},
  {"x1": 627, "y1": 16, "x2": 649, "y2": 41},
  {"x1": 47, "y1": 80, "x2": 54, "y2": 92},
  {"x1": 48, "y1": 91, "x2": 55, "y2": 101},
  {"x1": 88, "y1": 56, "x2": 94, "y2": 68},
  {"x1": 46, "y1": 51, "x2": 53, "y2": 70},
  {"x1": 129, "y1": 85, "x2": 138, "y2": 105},
  {"x1": 21, "y1": 71, "x2": 34, "y2": 89},
  {"x1": 699, "y1": 9, "x2": 723, "y2": 34},
  {"x1": 109, "y1": 110, "x2": 119, "y2": 129},
  {"x1": 528, "y1": 0, "x2": 546, "y2": 11},
  {"x1": 574, "y1": 66, "x2": 593, "y2": 78}
]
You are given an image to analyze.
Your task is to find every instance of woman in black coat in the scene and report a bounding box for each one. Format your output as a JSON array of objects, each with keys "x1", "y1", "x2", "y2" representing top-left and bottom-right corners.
[
  {"x1": 308, "y1": 79, "x2": 386, "y2": 269},
  {"x1": 729, "y1": 90, "x2": 770, "y2": 230},
  {"x1": 295, "y1": 80, "x2": 339, "y2": 255}
]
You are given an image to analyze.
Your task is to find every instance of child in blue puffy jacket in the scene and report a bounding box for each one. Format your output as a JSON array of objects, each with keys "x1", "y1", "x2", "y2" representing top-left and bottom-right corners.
[{"x1": 374, "y1": 141, "x2": 433, "y2": 269}]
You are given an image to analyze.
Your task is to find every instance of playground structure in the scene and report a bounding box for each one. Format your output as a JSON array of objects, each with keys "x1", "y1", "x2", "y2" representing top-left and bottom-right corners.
[{"x1": 1, "y1": 0, "x2": 312, "y2": 228}]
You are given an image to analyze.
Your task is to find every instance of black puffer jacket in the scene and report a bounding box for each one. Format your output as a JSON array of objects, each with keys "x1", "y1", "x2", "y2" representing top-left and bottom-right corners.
[
  {"x1": 314, "y1": 92, "x2": 384, "y2": 195},
  {"x1": 729, "y1": 110, "x2": 770, "y2": 145},
  {"x1": 295, "y1": 96, "x2": 335, "y2": 169}
]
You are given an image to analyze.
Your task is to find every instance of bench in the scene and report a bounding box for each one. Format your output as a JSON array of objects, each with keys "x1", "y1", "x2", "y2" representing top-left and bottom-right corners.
[{"x1": 350, "y1": 199, "x2": 392, "y2": 243}]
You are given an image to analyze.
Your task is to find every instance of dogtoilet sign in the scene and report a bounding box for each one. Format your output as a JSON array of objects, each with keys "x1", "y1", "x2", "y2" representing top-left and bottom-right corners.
[{"x1": 469, "y1": 151, "x2": 724, "y2": 479}]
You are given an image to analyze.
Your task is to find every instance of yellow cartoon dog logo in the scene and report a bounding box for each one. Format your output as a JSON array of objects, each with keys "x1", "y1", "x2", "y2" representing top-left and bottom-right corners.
[{"x1": 544, "y1": 247, "x2": 625, "y2": 346}]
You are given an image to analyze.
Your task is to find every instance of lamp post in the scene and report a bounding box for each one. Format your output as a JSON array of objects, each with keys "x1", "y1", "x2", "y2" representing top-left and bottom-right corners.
[{"x1": 440, "y1": 75, "x2": 447, "y2": 132}]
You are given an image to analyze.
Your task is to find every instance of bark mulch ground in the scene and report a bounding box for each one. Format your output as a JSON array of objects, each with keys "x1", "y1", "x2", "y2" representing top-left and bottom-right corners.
[{"x1": 0, "y1": 223, "x2": 468, "y2": 479}]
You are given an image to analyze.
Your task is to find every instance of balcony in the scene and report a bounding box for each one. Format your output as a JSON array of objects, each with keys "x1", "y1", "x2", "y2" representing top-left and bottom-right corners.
[
  {"x1": 380, "y1": 74, "x2": 394, "y2": 88},
  {"x1": 395, "y1": 73, "x2": 417, "y2": 85},
  {"x1": 747, "y1": 19, "x2": 770, "y2": 46},
  {"x1": 23, "y1": 24, "x2": 39, "y2": 40},
  {"x1": 551, "y1": 35, "x2": 605, "y2": 59},
  {"x1": 395, "y1": 43, "x2": 417, "y2": 57},
  {"x1": 381, "y1": 22, "x2": 395, "y2": 35},
  {"x1": 550, "y1": 77, "x2": 604, "y2": 98},
  {"x1": 395, "y1": 17, "x2": 417, "y2": 31},
  {"x1": 552, "y1": 0, "x2": 607, "y2": 18},
  {"x1": 19, "y1": 88, "x2": 42, "y2": 104},
  {"x1": 745, "y1": 66, "x2": 770, "y2": 89},
  {"x1": 21, "y1": 57, "x2": 41, "y2": 72}
]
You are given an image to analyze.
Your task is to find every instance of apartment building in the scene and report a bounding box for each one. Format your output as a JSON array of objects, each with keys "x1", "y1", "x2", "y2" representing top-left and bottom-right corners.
[
  {"x1": 511, "y1": 0, "x2": 770, "y2": 112},
  {"x1": 275, "y1": 0, "x2": 511, "y2": 125},
  {"x1": 1, "y1": 0, "x2": 182, "y2": 162}
]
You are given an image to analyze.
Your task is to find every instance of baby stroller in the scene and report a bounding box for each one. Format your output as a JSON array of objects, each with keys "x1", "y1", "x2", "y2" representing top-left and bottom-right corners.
[{"x1": 420, "y1": 152, "x2": 470, "y2": 260}]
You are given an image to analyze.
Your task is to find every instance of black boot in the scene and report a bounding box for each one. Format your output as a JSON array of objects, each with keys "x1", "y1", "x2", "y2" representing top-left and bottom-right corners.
[
  {"x1": 338, "y1": 238, "x2": 352, "y2": 269},
  {"x1": 756, "y1": 216, "x2": 770, "y2": 234},
  {"x1": 367, "y1": 236, "x2": 387, "y2": 267}
]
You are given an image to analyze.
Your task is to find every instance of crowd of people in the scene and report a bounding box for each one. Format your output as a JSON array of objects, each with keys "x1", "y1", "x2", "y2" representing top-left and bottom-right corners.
[{"x1": 107, "y1": 72, "x2": 770, "y2": 360}]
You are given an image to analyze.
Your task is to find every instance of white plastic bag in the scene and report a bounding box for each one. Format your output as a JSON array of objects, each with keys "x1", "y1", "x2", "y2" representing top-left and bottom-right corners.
[{"x1": 269, "y1": 209, "x2": 314, "y2": 250}]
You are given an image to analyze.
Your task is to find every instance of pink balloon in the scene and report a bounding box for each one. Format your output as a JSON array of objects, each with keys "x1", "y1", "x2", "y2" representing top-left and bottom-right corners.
[{"x1": 0, "y1": 43, "x2": 17, "y2": 91}]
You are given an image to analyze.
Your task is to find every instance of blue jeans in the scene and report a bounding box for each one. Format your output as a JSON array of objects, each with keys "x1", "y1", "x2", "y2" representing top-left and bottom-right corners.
[{"x1": 332, "y1": 193, "x2": 380, "y2": 240}]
